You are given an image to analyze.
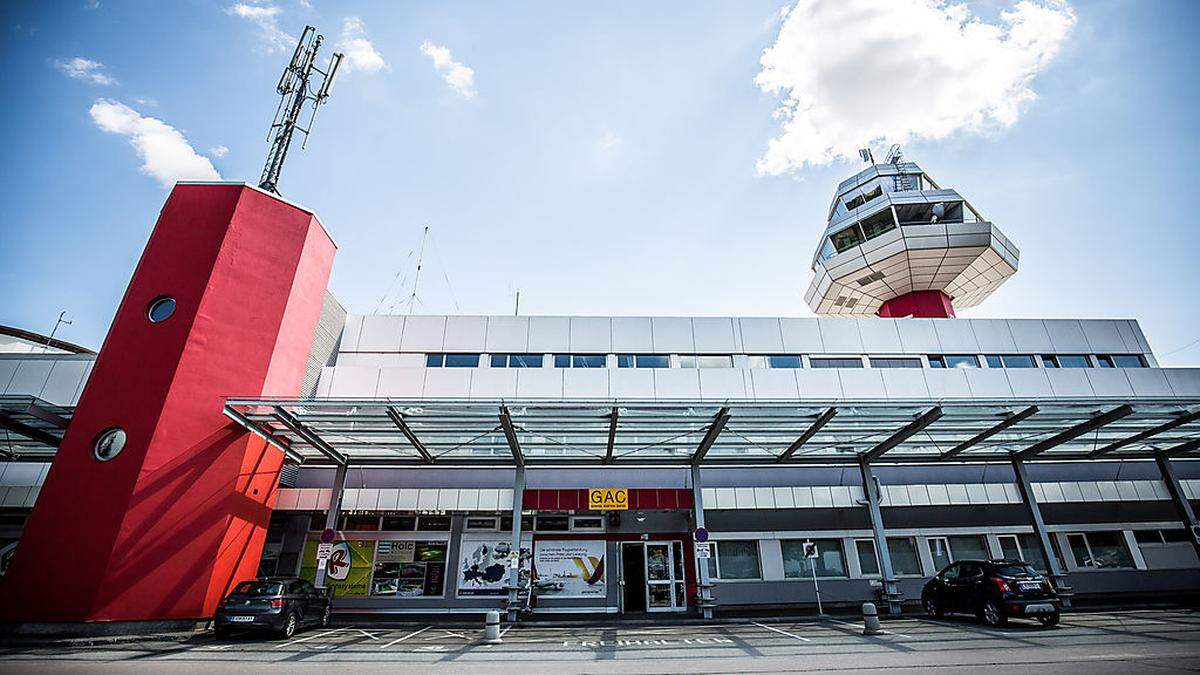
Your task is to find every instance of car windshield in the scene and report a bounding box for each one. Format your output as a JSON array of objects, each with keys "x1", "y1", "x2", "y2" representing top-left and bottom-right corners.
[
  {"x1": 993, "y1": 564, "x2": 1039, "y2": 577},
  {"x1": 232, "y1": 581, "x2": 282, "y2": 596}
]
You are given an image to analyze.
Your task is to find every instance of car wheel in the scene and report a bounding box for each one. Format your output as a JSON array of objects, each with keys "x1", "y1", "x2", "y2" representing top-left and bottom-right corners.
[
  {"x1": 278, "y1": 612, "x2": 299, "y2": 639},
  {"x1": 213, "y1": 625, "x2": 230, "y2": 639},
  {"x1": 1037, "y1": 612, "x2": 1060, "y2": 628},
  {"x1": 923, "y1": 596, "x2": 943, "y2": 618},
  {"x1": 981, "y1": 601, "x2": 1007, "y2": 628},
  {"x1": 321, "y1": 605, "x2": 331, "y2": 628}
]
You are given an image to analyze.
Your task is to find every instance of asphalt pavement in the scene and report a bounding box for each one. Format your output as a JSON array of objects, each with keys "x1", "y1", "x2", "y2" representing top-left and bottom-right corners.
[{"x1": 1, "y1": 608, "x2": 1197, "y2": 673}]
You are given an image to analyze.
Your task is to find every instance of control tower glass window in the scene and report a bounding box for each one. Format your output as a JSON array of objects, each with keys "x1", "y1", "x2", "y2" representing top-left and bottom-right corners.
[
  {"x1": 860, "y1": 210, "x2": 898, "y2": 240},
  {"x1": 830, "y1": 225, "x2": 865, "y2": 253},
  {"x1": 843, "y1": 186, "x2": 882, "y2": 212}
]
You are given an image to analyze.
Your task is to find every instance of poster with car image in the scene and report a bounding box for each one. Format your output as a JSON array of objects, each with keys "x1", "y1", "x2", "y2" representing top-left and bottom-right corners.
[
  {"x1": 457, "y1": 534, "x2": 532, "y2": 597},
  {"x1": 371, "y1": 541, "x2": 447, "y2": 597},
  {"x1": 532, "y1": 540, "x2": 606, "y2": 597}
]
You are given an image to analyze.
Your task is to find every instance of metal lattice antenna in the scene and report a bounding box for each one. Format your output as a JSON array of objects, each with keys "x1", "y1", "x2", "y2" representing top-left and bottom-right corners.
[{"x1": 258, "y1": 25, "x2": 344, "y2": 194}]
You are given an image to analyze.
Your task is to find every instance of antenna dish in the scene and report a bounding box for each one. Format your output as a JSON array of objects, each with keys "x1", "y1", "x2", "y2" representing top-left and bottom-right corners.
[{"x1": 858, "y1": 148, "x2": 874, "y2": 164}]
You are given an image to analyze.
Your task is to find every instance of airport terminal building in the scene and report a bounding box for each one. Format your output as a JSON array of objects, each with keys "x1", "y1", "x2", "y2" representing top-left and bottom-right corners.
[{"x1": 0, "y1": 157, "x2": 1197, "y2": 623}]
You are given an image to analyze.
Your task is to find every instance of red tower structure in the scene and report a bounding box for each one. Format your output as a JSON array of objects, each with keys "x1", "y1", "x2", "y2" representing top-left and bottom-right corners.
[{"x1": 0, "y1": 183, "x2": 335, "y2": 623}]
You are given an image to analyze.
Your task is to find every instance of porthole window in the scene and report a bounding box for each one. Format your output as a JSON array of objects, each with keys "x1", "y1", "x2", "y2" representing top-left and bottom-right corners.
[
  {"x1": 93, "y1": 428, "x2": 127, "y2": 462},
  {"x1": 147, "y1": 296, "x2": 176, "y2": 323}
]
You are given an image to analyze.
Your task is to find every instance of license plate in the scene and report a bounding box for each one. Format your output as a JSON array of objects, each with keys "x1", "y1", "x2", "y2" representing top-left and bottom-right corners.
[
  {"x1": 1019, "y1": 582, "x2": 1041, "y2": 592},
  {"x1": 1025, "y1": 603, "x2": 1054, "y2": 614},
  {"x1": 229, "y1": 616, "x2": 255, "y2": 623}
]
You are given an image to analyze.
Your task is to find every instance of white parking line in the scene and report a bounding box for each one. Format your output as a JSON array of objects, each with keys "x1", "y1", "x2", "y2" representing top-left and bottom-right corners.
[
  {"x1": 824, "y1": 617, "x2": 912, "y2": 639},
  {"x1": 274, "y1": 628, "x2": 343, "y2": 649},
  {"x1": 752, "y1": 621, "x2": 811, "y2": 642},
  {"x1": 499, "y1": 626, "x2": 512, "y2": 638},
  {"x1": 380, "y1": 626, "x2": 432, "y2": 649},
  {"x1": 353, "y1": 628, "x2": 380, "y2": 640}
]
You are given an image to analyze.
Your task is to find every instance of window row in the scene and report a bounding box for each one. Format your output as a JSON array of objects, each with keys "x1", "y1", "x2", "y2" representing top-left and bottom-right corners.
[
  {"x1": 326, "y1": 512, "x2": 604, "y2": 533},
  {"x1": 705, "y1": 529, "x2": 1151, "y2": 581},
  {"x1": 424, "y1": 352, "x2": 1148, "y2": 370}
]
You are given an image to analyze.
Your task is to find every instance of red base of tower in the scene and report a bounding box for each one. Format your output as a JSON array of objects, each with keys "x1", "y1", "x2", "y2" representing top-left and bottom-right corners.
[{"x1": 877, "y1": 290, "x2": 956, "y2": 318}]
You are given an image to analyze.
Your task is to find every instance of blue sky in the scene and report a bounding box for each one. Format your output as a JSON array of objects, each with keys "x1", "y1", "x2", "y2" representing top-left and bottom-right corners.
[{"x1": 1, "y1": 1, "x2": 1198, "y2": 365}]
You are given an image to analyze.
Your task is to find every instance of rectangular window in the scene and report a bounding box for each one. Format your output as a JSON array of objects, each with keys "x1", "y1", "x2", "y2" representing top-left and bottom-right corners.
[
  {"x1": 340, "y1": 514, "x2": 380, "y2": 531},
  {"x1": 499, "y1": 514, "x2": 536, "y2": 532},
  {"x1": 1057, "y1": 354, "x2": 1091, "y2": 368},
  {"x1": 570, "y1": 516, "x2": 604, "y2": 531},
  {"x1": 426, "y1": 353, "x2": 444, "y2": 367},
  {"x1": 985, "y1": 355, "x2": 1002, "y2": 368},
  {"x1": 948, "y1": 534, "x2": 990, "y2": 561},
  {"x1": 617, "y1": 354, "x2": 670, "y2": 368},
  {"x1": 416, "y1": 515, "x2": 451, "y2": 531},
  {"x1": 554, "y1": 354, "x2": 606, "y2": 368},
  {"x1": 781, "y1": 539, "x2": 847, "y2": 578},
  {"x1": 1066, "y1": 531, "x2": 1135, "y2": 569},
  {"x1": 1112, "y1": 355, "x2": 1146, "y2": 368},
  {"x1": 986, "y1": 355, "x2": 1036, "y2": 368},
  {"x1": 433, "y1": 353, "x2": 479, "y2": 368},
  {"x1": 855, "y1": 537, "x2": 923, "y2": 576},
  {"x1": 937, "y1": 354, "x2": 979, "y2": 369},
  {"x1": 1096, "y1": 355, "x2": 1115, "y2": 368},
  {"x1": 465, "y1": 517, "x2": 499, "y2": 531},
  {"x1": 381, "y1": 515, "x2": 417, "y2": 531},
  {"x1": 997, "y1": 533, "x2": 1051, "y2": 571},
  {"x1": 534, "y1": 514, "x2": 570, "y2": 531},
  {"x1": 830, "y1": 225, "x2": 865, "y2": 253},
  {"x1": 860, "y1": 209, "x2": 897, "y2": 240},
  {"x1": 491, "y1": 353, "x2": 544, "y2": 368},
  {"x1": 929, "y1": 536, "x2": 951, "y2": 571},
  {"x1": 869, "y1": 357, "x2": 922, "y2": 369},
  {"x1": 709, "y1": 540, "x2": 761, "y2": 580},
  {"x1": 679, "y1": 355, "x2": 733, "y2": 368},
  {"x1": 810, "y1": 357, "x2": 863, "y2": 368}
]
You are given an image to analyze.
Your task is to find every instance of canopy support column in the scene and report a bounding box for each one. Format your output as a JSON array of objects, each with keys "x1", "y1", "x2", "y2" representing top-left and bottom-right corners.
[
  {"x1": 314, "y1": 463, "x2": 348, "y2": 589},
  {"x1": 1156, "y1": 455, "x2": 1200, "y2": 562},
  {"x1": 506, "y1": 465, "x2": 527, "y2": 623},
  {"x1": 859, "y1": 457, "x2": 901, "y2": 614},
  {"x1": 1011, "y1": 457, "x2": 1071, "y2": 605},
  {"x1": 691, "y1": 463, "x2": 715, "y2": 619}
]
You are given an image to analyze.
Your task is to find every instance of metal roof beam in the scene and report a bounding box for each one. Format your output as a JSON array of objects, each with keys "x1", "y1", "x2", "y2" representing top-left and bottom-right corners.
[
  {"x1": 604, "y1": 407, "x2": 618, "y2": 464},
  {"x1": 941, "y1": 405, "x2": 1039, "y2": 460},
  {"x1": 0, "y1": 411, "x2": 61, "y2": 449},
  {"x1": 499, "y1": 405, "x2": 524, "y2": 467},
  {"x1": 861, "y1": 406, "x2": 943, "y2": 463},
  {"x1": 1015, "y1": 404, "x2": 1135, "y2": 461},
  {"x1": 385, "y1": 407, "x2": 434, "y2": 463},
  {"x1": 223, "y1": 405, "x2": 304, "y2": 464},
  {"x1": 777, "y1": 407, "x2": 837, "y2": 462},
  {"x1": 1159, "y1": 437, "x2": 1200, "y2": 459},
  {"x1": 692, "y1": 407, "x2": 731, "y2": 465},
  {"x1": 273, "y1": 407, "x2": 348, "y2": 465},
  {"x1": 1090, "y1": 409, "x2": 1200, "y2": 458}
]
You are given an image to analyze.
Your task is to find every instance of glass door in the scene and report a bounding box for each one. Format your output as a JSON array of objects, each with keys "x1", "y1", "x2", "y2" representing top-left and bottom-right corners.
[{"x1": 644, "y1": 541, "x2": 685, "y2": 612}]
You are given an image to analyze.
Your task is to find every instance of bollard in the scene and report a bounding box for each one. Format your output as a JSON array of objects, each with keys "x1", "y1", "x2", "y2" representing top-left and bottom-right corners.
[
  {"x1": 862, "y1": 602, "x2": 884, "y2": 636},
  {"x1": 484, "y1": 610, "x2": 503, "y2": 644}
]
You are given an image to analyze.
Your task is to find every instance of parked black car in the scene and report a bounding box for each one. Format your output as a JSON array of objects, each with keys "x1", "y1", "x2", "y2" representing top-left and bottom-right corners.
[
  {"x1": 921, "y1": 559, "x2": 1062, "y2": 627},
  {"x1": 213, "y1": 577, "x2": 331, "y2": 638}
]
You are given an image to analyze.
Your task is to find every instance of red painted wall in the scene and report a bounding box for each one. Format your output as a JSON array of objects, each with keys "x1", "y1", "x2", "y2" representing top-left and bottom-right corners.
[
  {"x1": 877, "y1": 290, "x2": 956, "y2": 318},
  {"x1": 0, "y1": 184, "x2": 335, "y2": 622}
]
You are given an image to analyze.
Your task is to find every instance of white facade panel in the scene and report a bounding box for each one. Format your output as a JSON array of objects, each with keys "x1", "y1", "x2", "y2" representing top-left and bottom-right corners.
[
  {"x1": 933, "y1": 319, "x2": 978, "y2": 352},
  {"x1": 779, "y1": 319, "x2": 824, "y2": 353},
  {"x1": 376, "y1": 367, "x2": 426, "y2": 398},
  {"x1": 328, "y1": 366, "x2": 380, "y2": 397},
  {"x1": 0, "y1": 360, "x2": 20, "y2": 394},
  {"x1": 469, "y1": 369, "x2": 518, "y2": 399},
  {"x1": 484, "y1": 317, "x2": 530, "y2": 352},
  {"x1": 896, "y1": 319, "x2": 939, "y2": 353},
  {"x1": 340, "y1": 315, "x2": 364, "y2": 352},
  {"x1": 923, "y1": 369, "x2": 972, "y2": 399},
  {"x1": 399, "y1": 316, "x2": 447, "y2": 352},
  {"x1": 1080, "y1": 320, "x2": 1127, "y2": 353},
  {"x1": 6, "y1": 360, "x2": 52, "y2": 396},
  {"x1": 795, "y1": 370, "x2": 843, "y2": 399},
  {"x1": 1045, "y1": 320, "x2": 1090, "y2": 353},
  {"x1": 651, "y1": 318, "x2": 694, "y2": 353},
  {"x1": 422, "y1": 369, "x2": 473, "y2": 398},
  {"x1": 516, "y1": 370, "x2": 564, "y2": 398},
  {"x1": 654, "y1": 370, "x2": 701, "y2": 399},
  {"x1": 838, "y1": 369, "x2": 885, "y2": 398},
  {"x1": 856, "y1": 319, "x2": 902, "y2": 352},
  {"x1": 738, "y1": 318, "x2": 784, "y2": 353},
  {"x1": 964, "y1": 370, "x2": 1014, "y2": 398},
  {"x1": 817, "y1": 319, "x2": 863, "y2": 353},
  {"x1": 39, "y1": 360, "x2": 90, "y2": 406},
  {"x1": 692, "y1": 318, "x2": 737, "y2": 353},
  {"x1": 749, "y1": 370, "x2": 800, "y2": 399},
  {"x1": 1125, "y1": 369, "x2": 1174, "y2": 397},
  {"x1": 611, "y1": 318, "x2": 653, "y2": 352},
  {"x1": 1165, "y1": 369, "x2": 1200, "y2": 397},
  {"x1": 1006, "y1": 320, "x2": 1054, "y2": 352},
  {"x1": 609, "y1": 370, "x2": 655, "y2": 398},
  {"x1": 1004, "y1": 370, "x2": 1054, "y2": 398},
  {"x1": 569, "y1": 317, "x2": 612, "y2": 352},
  {"x1": 1085, "y1": 369, "x2": 1135, "y2": 397},
  {"x1": 562, "y1": 369, "x2": 609, "y2": 398},
  {"x1": 698, "y1": 369, "x2": 747, "y2": 400},
  {"x1": 880, "y1": 369, "x2": 929, "y2": 399},
  {"x1": 969, "y1": 319, "x2": 1017, "y2": 353},
  {"x1": 527, "y1": 317, "x2": 570, "y2": 352},
  {"x1": 357, "y1": 316, "x2": 405, "y2": 352},
  {"x1": 1045, "y1": 369, "x2": 1096, "y2": 398}
]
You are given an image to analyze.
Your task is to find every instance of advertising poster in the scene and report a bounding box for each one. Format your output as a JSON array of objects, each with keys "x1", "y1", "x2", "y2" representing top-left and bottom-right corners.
[
  {"x1": 533, "y1": 540, "x2": 606, "y2": 597},
  {"x1": 372, "y1": 541, "x2": 447, "y2": 597},
  {"x1": 300, "y1": 540, "x2": 375, "y2": 597},
  {"x1": 457, "y1": 535, "x2": 531, "y2": 597}
]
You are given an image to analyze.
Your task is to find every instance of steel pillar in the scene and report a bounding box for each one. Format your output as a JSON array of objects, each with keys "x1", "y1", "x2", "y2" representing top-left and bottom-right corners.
[
  {"x1": 858, "y1": 458, "x2": 901, "y2": 614},
  {"x1": 1156, "y1": 455, "x2": 1200, "y2": 561},
  {"x1": 691, "y1": 464, "x2": 715, "y2": 619},
  {"x1": 1010, "y1": 457, "x2": 1071, "y2": 604},
  {"x1": 506, "y1": 465, "x2": 526, "y2": 622},
  {"x1": 314, "y1": 463, "x2": 348, "y2": 589}
]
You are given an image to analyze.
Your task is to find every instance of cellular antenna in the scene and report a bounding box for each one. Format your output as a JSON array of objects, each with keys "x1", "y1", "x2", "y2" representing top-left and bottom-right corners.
[{"x1": 258, "y1": 25, "x2": 344, "y2": 195}]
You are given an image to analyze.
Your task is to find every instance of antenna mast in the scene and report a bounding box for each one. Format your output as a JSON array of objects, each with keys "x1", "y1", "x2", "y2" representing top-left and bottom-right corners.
[
  {"x1": 407, "y1": 226, "x2": 430, "y2": 315},
  {"x1": 258, "y1": 25, "x2": 344, "y2": 194}
]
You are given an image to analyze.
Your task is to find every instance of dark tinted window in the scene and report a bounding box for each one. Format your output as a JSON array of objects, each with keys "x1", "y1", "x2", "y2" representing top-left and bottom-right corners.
[
  {"x1": 1112, "y1": 355, "x2": 1146, "y2": 368},
  {"x1": 766, "y1": 355, "x2": 802, "y2": 368},
  {"x1": 635, "y1": 355, "x2": 669, "y2": 368},
  {"x1": 1096, "y1": 355, "x2": 1115, "y2": 368},
  {"x1": 340, "y1": 514, "x2": 379, "y2": 531},
  {"x1": 443, "y1": 353, "x2": 480, "y2": 367},
  {"x1": 930, "y1": 355, "x2": 978, "y2": 368},
  {"x1": 958, "y1": 563, "x2": 983, "y2": 577},
  {"x1": 617, "y1": 354, "x2": 635, "y2": 368},
  {"x1": 992, "y1": 563, "x2": 1038, "y2": 577},
  {"x1": 426, "y1": 354, "x2": 444, "y2": 367},
  {"x1": 1057, "y1": 354, "x2": 1091, "y2": 368},
  {"x1": 1161, "y1": 529, "x2": 1188, "y2": 543},
  {"x1": 985, "y1": 355, "x2": 1003, "y2": 368},
  {"x1": 417, "y1": 515, "x2": 451, "y2": 531},
  {"x1": 810, "y1": 357, "x2": 863, "y2": 368},
  {"x1": 381, "y1": 515, "x2": 416, "y2": 531},
  {"x1": 535, "y1": 514, "x2": 570, "y2": 531},
  {"x1": 233, "y1": 581, "x2": 282, "y2": 596},
  {"x1": 870, "y1": 357, "x2": 922, "y2": 369}
]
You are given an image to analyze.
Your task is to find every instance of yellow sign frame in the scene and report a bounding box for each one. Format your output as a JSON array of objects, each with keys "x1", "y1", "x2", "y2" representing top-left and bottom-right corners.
[{"x1": 588, "y1": 488, "x2": 629, "y2": 511}]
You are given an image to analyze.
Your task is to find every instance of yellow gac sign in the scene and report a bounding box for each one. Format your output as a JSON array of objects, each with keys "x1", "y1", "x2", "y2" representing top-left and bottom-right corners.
[{"x1": 588, "y1": 488, "x2": 629, "y2": 511}]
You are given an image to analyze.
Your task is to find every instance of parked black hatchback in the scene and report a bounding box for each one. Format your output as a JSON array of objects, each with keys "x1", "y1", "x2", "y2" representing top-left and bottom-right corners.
[
  {"x1": 922, "y1": 559, "x2": 1062, "y2": 627},
  {"x1": 214, "y1": 577, "x2": 331, "y2": 639}
]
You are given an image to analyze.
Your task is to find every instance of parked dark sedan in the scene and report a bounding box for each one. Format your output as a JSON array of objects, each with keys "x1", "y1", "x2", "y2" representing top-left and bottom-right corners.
[
  {"x1": 922, "y1": 559, "x2": 1062, "y2": 627},
  {"x1": 213, "y1": 577, "x2": 331, "y2": 638}
]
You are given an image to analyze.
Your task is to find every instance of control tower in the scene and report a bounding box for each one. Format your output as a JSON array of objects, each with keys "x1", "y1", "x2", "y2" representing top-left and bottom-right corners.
[{"x1": 804, "y1": 147, "x2": 1019, "y2": 318}]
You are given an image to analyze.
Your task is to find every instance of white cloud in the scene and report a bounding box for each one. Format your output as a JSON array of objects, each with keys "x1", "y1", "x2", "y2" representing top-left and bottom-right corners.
[
  {"x1": 89, "y1": 100, "x2": 221, "y2": 187},
  {"x1": 209, "y1": 145, "x2": 230, "y2": 158},
  {"x1": 338, "y1": 17, "x2": 387, "y2": 73},
  {"x1": 54, "y1": 57, "x2": 117, "y2": 86},
  {"x1": 419, "y1": 41, "x2": 476, "y2": 99},
  {"x1": 226, "y1": 3, "x2": 294, "y2": 53},
  {"x1": 754, "y1": 0, "x2": 1076, "y2": 175}
]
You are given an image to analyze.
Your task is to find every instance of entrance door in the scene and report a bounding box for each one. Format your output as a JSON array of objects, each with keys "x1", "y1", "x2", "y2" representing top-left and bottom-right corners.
[
  {"x1": 621, "y1": 543, "x2": 646, "y2": 613},
  {"x1": 644, "y1": 541, "x2": 686, "y2": 613}
]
